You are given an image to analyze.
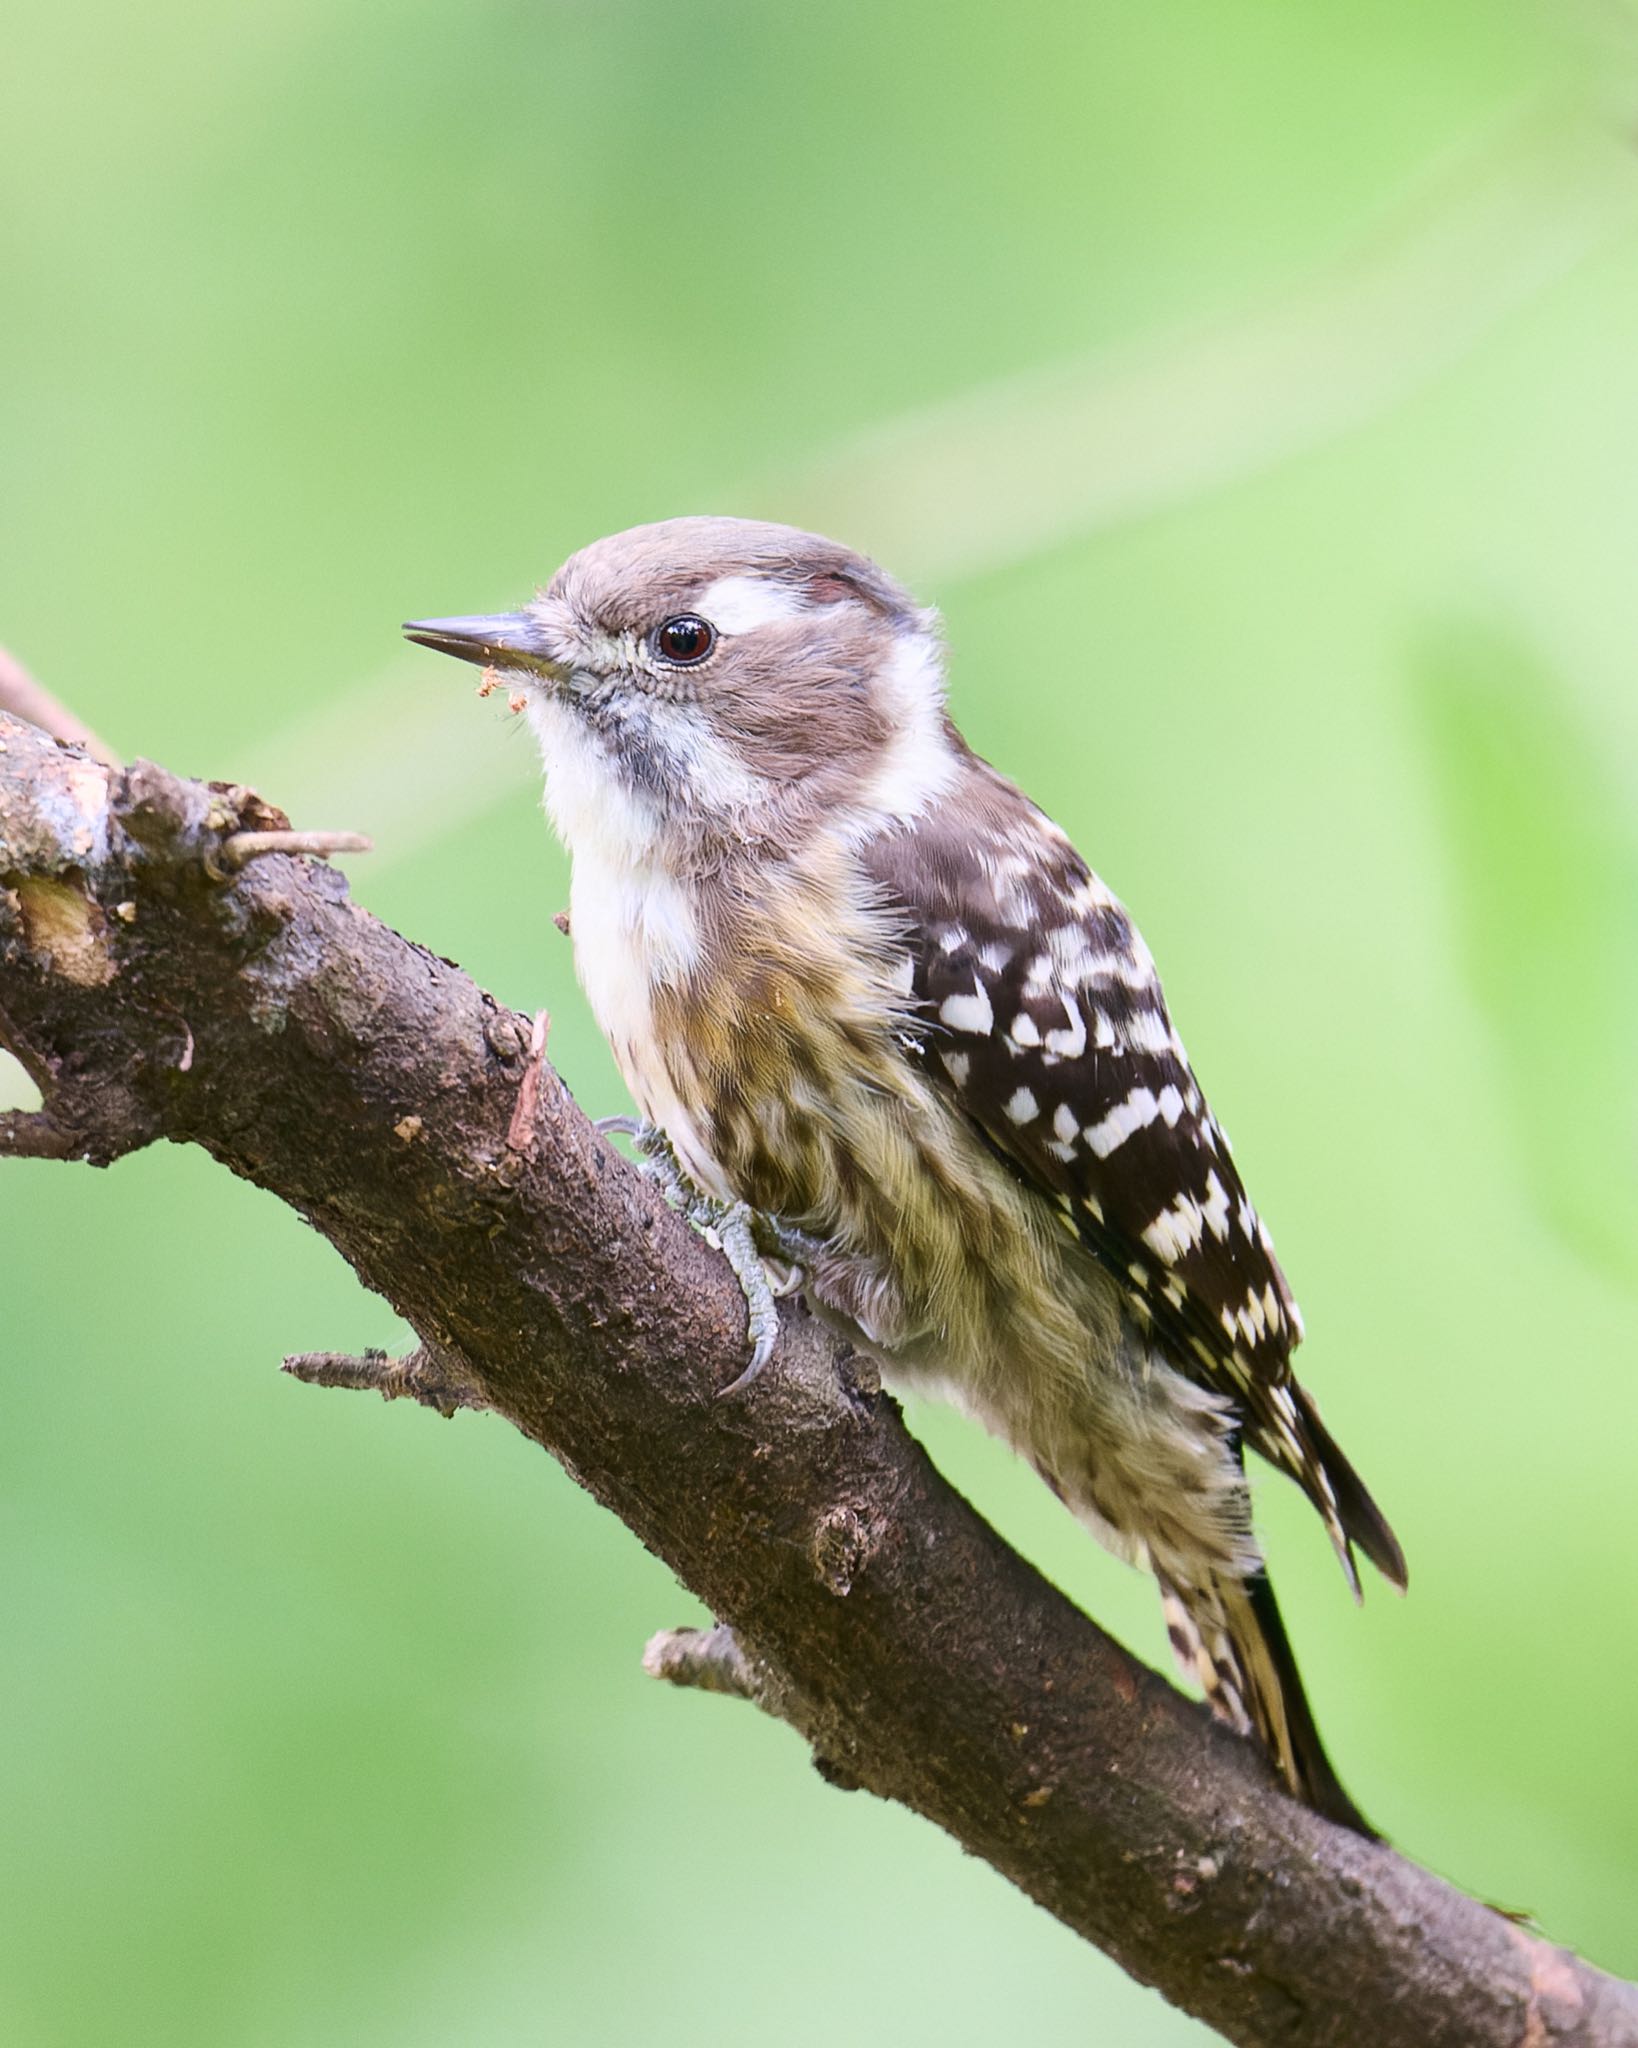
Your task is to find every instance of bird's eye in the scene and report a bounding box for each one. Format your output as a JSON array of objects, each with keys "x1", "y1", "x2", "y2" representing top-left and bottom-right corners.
[{"x1": 653, "y1": 615, "x2": 717, "y2": 665}]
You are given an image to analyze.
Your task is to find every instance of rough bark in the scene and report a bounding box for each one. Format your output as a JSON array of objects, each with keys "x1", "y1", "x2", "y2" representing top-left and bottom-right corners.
[{"x1": 0, "y1": 709, "x2": 1631, "y2": 2048}]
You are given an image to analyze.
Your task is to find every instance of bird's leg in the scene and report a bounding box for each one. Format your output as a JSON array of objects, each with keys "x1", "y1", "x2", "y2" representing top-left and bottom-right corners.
[
  {"x1": 708, "y1": 1203, "x2": 783, "y2": 1398},
  {"x1": 596, "y1": 1116, "x2": 798, "y2": 1396}
]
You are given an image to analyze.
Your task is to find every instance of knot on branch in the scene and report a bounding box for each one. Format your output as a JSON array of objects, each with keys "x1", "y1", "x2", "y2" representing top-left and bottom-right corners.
[
  {"x1": 115, "y1": 756, "x2": 229, "y2": 864},
  {"x1": 809, "y1": 1502, "x2": 886, "y2": 1596},
  {"x1": 8, "y1": 874, "x2": 115, "y2": 988}
]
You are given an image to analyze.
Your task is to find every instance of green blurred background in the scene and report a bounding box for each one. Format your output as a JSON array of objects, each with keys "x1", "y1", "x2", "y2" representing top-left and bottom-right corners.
[{"x1": 4, "y1": 1, "x2": 1637, "y2": 2040}]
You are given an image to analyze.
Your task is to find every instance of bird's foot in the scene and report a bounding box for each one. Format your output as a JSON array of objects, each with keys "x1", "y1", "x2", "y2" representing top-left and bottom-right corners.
[
  {"x1": 707, "y1": 1201, "x2": 782, "y2": 1397},
  {"x1": 596, "y1": 1116, "x2": 799, "y2": 1396}
]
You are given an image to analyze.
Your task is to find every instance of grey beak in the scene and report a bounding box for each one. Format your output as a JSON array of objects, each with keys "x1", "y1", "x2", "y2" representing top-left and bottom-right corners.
[{"x1": 402, "y1": 611, "x2": 562, "y2": 674}]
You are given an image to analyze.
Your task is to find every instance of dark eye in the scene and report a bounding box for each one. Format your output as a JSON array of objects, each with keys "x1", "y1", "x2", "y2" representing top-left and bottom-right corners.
[{"x1": 653, "y1": 614, "x2": 717, "y2": 665}]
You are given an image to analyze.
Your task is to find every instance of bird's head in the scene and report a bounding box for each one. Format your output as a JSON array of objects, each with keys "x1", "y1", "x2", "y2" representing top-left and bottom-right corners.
[{"x1": 406, "y1": 516, "x2": 955, "y2": 866}]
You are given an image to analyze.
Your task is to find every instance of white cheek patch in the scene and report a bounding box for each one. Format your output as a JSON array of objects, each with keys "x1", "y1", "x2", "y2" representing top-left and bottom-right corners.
[
  {"x1": 639, "y1": 694, "x2": 764, "y2": 814},
  {"x1": 532, "y1": 681, "x2": 767, "y2": 853},
  {"x1": 850, "y1": 630, "x2": 958, "y2": 826},
  {"x1": 695, "y1": 574, "x2": 808, "y2": 635},
  {"x1": 528, "y1": 694, "x2": 665, "y2": 868},
  {"x1": 876, "y1": 627, "x2": 945, "y2": 724}
]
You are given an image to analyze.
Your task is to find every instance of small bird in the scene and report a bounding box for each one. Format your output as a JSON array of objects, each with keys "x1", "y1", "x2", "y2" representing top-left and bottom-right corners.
[{"x1": 406, "y1": 517, "x2": 1405, "y2": 1832}]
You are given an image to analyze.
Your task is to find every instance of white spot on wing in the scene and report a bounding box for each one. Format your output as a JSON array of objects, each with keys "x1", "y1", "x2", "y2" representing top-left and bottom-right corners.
[
  {"x1": 940, "y1": 983, "x2": 994, "y2": 1035},
  {"x1": 1043, "y1": 999, "x2": 1087, "y2": 1061},
  {"x1": 1089, "y1": 954, "x2": 1160, "y2": 992},
  {"x1": 1085, "y1": 1086, "x2": 1159, "y2": 1157},
  {"x1": 1142, "y1": 1195, "x2": 1205, "y2": 1263},
  {"x1": 1005, "y1": 1086, "x2": 1039, "y2": 1124},
  {"x1": 1123, "y1": 1007, "x2": 1176, "y2": 1054}
]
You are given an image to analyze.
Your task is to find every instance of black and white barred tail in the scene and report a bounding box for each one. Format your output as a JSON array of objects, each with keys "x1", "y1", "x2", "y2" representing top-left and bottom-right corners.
[{"x1": 1159, "y1": 1566, "x2": 1376, "y2": 1835}]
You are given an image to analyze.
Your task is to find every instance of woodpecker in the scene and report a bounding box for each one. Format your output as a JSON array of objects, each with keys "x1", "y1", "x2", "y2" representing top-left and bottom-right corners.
[{"x1": 406, "y1": 516, "x2": 1405, "y2": 1832}]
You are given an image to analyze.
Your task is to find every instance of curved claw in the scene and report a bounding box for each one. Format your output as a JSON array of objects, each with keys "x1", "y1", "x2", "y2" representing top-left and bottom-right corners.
[
  {"x1": 594, "y1": 1114, "x2": 646, "y2": 1139},
  {"x1": 712, "y1": 1199, "x2": 782, "y2": 1397},
  {"x1": 716, "y1": 1320, "x2": 778, "y2": 1400}
]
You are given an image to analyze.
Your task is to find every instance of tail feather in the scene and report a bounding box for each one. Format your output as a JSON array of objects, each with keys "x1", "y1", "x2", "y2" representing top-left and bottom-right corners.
[
  {"x1": 1290, "y1": 1386, "x2": 1408, "y2": 1593},
  {"x1": 1158, "y1": 1566, "x2": 1378, "y2": 1837},
  {"x1": 1249, "y1": 1383, "x2": 1407, "y2": 1599}
]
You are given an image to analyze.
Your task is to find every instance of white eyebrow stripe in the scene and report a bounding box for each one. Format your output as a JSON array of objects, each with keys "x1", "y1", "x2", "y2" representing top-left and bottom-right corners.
[{"x1": 695, "y1": 575, "x2": 807, "y2": 634}]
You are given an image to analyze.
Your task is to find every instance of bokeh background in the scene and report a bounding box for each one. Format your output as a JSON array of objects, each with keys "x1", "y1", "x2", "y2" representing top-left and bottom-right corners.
[{"x1": 4, "y1": 2, "x2": 1637, "y2": 2041}]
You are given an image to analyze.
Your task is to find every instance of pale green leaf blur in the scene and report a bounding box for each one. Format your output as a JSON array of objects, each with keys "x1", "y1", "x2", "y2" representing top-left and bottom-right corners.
[
  {"x1": 3, "y1": 3, "x2": 1637, "y2": 2043},
  {"x1": 1414, "y1": 629, "x2": 1638, "y2": 1287}
]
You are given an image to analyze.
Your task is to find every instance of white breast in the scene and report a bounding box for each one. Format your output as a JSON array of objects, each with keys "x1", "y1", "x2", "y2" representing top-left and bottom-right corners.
[
  {"x1": 528, "y1": 693, "x2": 732, "y2": 1198},
  {"x1": 568, "y1": 844, "x2": 731, "y2": 1201},
  {"x1": 569, "y1": 847, "x2": 695, "y2": 1049}
]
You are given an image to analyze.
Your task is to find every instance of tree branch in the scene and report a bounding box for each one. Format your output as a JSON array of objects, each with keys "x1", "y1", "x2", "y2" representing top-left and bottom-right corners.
[
  {"x1": 0, "y1": 1108, "x2": 77, "y2": 1158},
  {"x1": 0, "y1": 645, "x2": 120, "y2": 768},
  {"x1": 644, "y1": 1621, "x2": 781, "y2": 1706},
  {"x1": 0, "y1": 708, "x2": 1632, "y2": 2048},
  {"x1": 282, "y1": 1343, "x2": 489, "y2": 1417},
  {"x1": 217, "y1": 827, "x2": 373, "y2": 871}
]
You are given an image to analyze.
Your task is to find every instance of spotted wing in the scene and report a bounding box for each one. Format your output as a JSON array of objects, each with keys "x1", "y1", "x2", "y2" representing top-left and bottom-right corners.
[
  {"x1": 863, "y1": 760, "x2": 1404, "y2": 1589},
  {"x1": 865, "y1": 769, "x2": 1301, "y2": 1386}
]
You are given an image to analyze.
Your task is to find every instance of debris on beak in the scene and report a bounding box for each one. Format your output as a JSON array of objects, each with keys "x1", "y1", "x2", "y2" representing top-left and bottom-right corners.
[{"x1": 473, "y1": 665, "x2": 527, "y2": 712}]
